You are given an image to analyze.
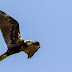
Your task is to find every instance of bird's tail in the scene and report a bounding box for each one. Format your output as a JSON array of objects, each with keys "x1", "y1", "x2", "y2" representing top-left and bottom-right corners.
[{"x1": 0, "y1": 52, "x2": 8, "y2": 61}]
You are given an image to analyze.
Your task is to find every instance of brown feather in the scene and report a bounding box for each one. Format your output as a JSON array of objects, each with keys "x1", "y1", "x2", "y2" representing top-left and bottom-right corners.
[
  {"x1": 0, "y1": 11, "x2": 23, "y2": 48},
  {"x1": 22, "y1": 42, "x2": 40, "y2": 58},
  {"x1": 0, "y1": 11, "x2": 40, "y2": 61}
]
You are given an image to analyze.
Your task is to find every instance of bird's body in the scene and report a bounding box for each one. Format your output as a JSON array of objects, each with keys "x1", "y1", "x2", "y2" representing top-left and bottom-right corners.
[{"x1": 0, "y1": 11, "x2": 40, "y2": 61}]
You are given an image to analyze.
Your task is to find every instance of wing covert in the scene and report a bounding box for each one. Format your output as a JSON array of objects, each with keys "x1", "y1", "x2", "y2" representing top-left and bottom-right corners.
[{"x1": 0, "y1": 11, "x2": 22, "y2": 48}]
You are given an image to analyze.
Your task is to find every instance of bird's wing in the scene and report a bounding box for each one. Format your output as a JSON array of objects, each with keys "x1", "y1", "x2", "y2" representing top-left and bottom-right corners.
[
  {"x1": 0, "y1": 11, "x2": 23, "y2": 48},
  {"x1": 22, "y1": 42, "x2": 40, "y2": 58}
]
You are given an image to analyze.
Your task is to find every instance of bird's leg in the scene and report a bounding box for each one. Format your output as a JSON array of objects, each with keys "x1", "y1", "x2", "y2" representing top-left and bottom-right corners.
[
  {"x1": 0, "y1": 52, "x2": 8, "y2": 61},
  {"x1": 0, "y1": 47, "x2": 21, "y2": 61},
  {"x1": 0, "y1": 49, "x2": 14, "y2": 61}
]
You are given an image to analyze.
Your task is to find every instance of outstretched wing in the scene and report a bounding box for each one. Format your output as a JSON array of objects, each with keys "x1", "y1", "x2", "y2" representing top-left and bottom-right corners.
[{"x1": 0, "y1": 11, "x2": 23, "y2": 48}]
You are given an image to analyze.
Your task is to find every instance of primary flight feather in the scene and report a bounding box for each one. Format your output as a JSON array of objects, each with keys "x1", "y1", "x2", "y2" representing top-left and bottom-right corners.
[{"x1": 0, "y1": 11, "x2": 40, "y2": 61}]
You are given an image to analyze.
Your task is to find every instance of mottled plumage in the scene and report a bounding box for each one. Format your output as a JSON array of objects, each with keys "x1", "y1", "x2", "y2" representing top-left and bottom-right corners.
[{"x1": 0, "y1": 11, "x2": 40, "y2": 61}]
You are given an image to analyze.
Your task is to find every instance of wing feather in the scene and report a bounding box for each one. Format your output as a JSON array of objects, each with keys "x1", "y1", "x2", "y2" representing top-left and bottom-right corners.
[{"x1": 0, "y1": 11, "x2": 22, "y2": 48}]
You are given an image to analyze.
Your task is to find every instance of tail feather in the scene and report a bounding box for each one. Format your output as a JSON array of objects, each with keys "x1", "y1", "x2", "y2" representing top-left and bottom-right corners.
[{"x1": 0, "y1": 52, "x2": 8, "y2": 61}]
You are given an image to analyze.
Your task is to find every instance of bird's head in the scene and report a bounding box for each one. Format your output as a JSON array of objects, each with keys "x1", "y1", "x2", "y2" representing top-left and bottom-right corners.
[
  {"x1": 24, "y1": 40, "x2": 33, "y2": 46},
  {"x1": 24, "y1": 40, "x2": 40, "y2": 48}
]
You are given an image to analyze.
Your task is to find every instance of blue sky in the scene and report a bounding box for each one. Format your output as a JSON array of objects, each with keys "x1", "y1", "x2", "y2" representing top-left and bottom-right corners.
[{"x1": 0, "y1": 0, "x2": 72, "y2": 72}]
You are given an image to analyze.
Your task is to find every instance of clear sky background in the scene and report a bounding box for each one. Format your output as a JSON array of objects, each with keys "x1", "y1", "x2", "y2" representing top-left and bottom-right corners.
[{"x1": 0, "y1": 0, "x2": 72, "y2": 72}]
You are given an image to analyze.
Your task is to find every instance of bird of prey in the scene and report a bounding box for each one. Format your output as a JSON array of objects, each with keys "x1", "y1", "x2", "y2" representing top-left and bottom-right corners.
[{"x1": 0, "y1": 11, "x2": 40, "y2": 61}]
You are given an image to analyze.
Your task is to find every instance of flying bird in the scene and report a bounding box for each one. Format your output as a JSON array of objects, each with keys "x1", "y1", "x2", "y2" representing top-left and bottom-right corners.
[{"x1": 0, "y1": 11, "x2": 40, "y2": 61}]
